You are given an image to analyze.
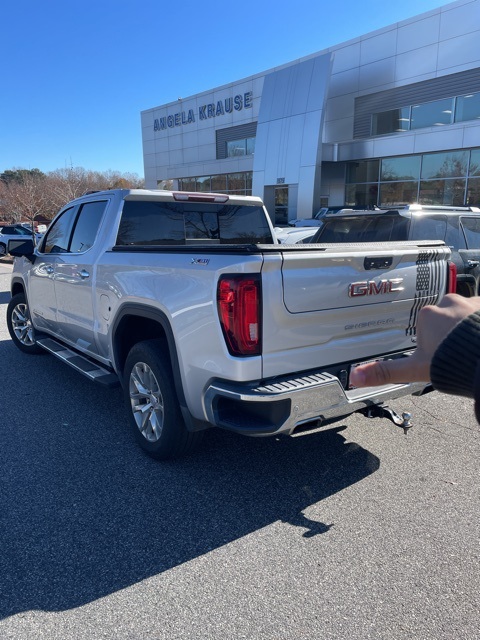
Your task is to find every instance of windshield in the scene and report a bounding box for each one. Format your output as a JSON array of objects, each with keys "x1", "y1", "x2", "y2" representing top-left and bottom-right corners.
[{"x1": 312, "y1": 214, "x2": 410, "y2": 243}]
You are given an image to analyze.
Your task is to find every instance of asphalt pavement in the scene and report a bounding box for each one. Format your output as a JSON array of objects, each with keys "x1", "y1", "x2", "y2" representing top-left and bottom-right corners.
[{"x1": 0, "y1": 261, "x2": 478, "y2": 639}]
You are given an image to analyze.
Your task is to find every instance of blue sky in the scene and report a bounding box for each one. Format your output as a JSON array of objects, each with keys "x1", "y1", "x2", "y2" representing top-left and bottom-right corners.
[{"x1": 1, "y1": 0, "x2": 452, "y2": 178}]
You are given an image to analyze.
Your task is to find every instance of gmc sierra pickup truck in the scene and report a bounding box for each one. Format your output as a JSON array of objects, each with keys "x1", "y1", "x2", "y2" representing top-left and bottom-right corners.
[{"x1": 7, "y1": 189, "x2": 455, "y2": 460}]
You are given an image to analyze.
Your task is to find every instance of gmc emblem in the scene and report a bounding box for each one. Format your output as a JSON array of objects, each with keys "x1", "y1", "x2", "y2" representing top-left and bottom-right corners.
[{"x1": 349, "y1": 278, "x2": 404, "y2": 297}]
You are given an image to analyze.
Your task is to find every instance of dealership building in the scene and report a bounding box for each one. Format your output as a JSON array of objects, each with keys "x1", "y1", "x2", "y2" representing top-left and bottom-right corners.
[{"x1": 141, "y1": 0, "x2": 480, "y2": 224}]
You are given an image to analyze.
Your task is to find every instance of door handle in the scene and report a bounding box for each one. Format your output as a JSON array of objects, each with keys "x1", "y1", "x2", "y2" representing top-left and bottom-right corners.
[
  {"x1": 79, "y1": 269, "x2": 90, "y2": 279},
  {"x1": 467, "y1": 260, "x2": 479, "y2": 269}
]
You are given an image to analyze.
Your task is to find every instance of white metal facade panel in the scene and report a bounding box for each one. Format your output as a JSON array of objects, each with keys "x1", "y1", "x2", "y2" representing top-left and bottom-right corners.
[{"x1": 396, "y1": 15, "x2": 441, "y2": 54}]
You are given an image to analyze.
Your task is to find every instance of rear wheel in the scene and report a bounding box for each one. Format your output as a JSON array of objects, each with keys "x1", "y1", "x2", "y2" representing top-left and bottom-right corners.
[
  {"x1": 0, "y1": 243, "x2": 7, "y2": 257},
  {"x1": 123, "y1": 339, "x2": 203, "y2": 460},
  {"x1": 6, "y1": 292, "x2": 45, "y2": 354}
]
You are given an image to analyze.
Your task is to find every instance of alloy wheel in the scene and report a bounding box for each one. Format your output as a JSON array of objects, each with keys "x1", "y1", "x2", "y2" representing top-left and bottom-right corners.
[{"x1": 129, "y1": 361, "x2": 165, "y2": 442}]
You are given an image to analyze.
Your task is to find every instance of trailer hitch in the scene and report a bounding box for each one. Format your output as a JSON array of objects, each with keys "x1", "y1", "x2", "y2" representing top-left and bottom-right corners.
[{"x1": 361, "y1": 404, "x2": 413, "y2": 434}]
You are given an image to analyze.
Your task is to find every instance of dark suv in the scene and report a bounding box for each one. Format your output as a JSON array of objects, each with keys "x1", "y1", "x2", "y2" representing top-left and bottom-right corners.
[
  {"x1": 307, "y1": 204, "x2": 480, "y2": 297},
  {"x1": 0, "y1": 225, "x2": 36, "y2": 258}
]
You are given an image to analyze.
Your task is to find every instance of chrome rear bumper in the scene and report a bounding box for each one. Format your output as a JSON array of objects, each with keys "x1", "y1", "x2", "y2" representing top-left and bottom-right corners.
[{"x1": 204, "y1": 370, "x2": 429, "y2": 435}]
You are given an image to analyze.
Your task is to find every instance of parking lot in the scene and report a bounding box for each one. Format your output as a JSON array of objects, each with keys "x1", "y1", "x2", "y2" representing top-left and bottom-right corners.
[{"x1": 0, "y1": 259, "x2": 478, "y2": 640}]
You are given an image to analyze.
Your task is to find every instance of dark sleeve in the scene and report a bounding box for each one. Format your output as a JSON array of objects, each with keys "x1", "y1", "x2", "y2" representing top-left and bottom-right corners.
[{"x1": 430, "y1": 310, "x2": 480, "y2": 422}]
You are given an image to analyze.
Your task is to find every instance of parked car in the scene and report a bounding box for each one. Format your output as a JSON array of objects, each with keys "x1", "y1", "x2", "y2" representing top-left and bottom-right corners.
[
  {"x1": 274, "y1": 226, "x2": 317, "y2": 243},
  {"x1": 288, "y1": 205, "x2": 380, "y2": 227},
  {"x1": 305, "y1": 204, "x2": 480, "y2": 296},
  {"x1": 17, "y1": 222, "x2": 47, "y2": 236},
  {"x1": 0, "y1": 225, "x2": 39, "y2": 257}
]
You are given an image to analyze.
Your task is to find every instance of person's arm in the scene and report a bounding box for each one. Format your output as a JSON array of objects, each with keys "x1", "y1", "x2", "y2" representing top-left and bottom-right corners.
[{"x1": 349, "y1": 294, "x2": 480, "y2": 396}]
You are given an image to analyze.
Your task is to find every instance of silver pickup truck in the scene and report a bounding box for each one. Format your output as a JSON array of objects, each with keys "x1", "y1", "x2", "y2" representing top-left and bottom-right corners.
[{"x1": 7, "y1": 189, "x2": 455, "y2": 459}]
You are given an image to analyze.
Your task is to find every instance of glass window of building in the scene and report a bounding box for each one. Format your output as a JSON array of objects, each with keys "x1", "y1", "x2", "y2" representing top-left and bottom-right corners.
[
  {"x1": 227, "y1": 139, "x2": 247, "y2": 157},
  {"x1": 455, "y1": 92, "x2": 480, "y2": 123},
  {"x1": 419, "y1": 178, "x2": 466, "y2": 205},
  {"x1": 196, "y1": 176, "x2": 212, "y2": 192},
  {"x1": 179, "y1": 177, "x2": 196, "y2": 191},
  {"x1": 372, "y1": 107, "x2": 410, "y2": 135},
  {"x1": 211, "y1": 175, "x2": 227, "y2": 192},
  {"x1": 370, "y1": 93, "x2": 480, "y2": 138},
  {"x1": 421, "y1": 151, "x2": 469, "y2": 179},
  {"x1": 227, "y1": 173, "x2": 246, "y2": 192},
  {"x1": 346, "y1": 160, "x2": 379, "y2": 184},
  {"x1": 410, "y1": 98, "x2": 454, "y2": 130},
  {"x1": 379, "y1": 181, "x2": 419, "y2": 207},
  {"x1": 226, "y1": 137, "x2": 255, "y2": 157},
  {"x1": 467, "y1": 177, "x2": 480, "y2": 205},
  {"x1": 469, "y1": 149, "x2": 480, "y2": 177},
  {"x1": 177, "y1": 172, "x2": 253, "y2": 196},
  {"x1": 381, "y1": 156, "x2": 421, "y2": 181},
  {"x1": 346, "y1": 149, "x2": 480, "y2": 208},
  {"x1": 345, "y1": 183, "x2": 378, "y2": 207}
]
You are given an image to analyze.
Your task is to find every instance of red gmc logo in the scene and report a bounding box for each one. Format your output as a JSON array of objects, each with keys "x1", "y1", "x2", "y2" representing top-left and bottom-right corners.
[{"x1": 349, "y1": 278, "x2": 404, "y2": 297}]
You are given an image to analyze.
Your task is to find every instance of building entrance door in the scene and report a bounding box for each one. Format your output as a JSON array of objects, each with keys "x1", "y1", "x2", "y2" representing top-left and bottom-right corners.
[{"x1": 274, "y1": 186, "x2": 289, "y2": 225}]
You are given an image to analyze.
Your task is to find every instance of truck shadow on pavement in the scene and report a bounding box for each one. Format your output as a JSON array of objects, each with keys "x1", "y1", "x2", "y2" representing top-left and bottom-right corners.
[{"x1": 0, "y1": 340, "x2": 379, "y2": 618}]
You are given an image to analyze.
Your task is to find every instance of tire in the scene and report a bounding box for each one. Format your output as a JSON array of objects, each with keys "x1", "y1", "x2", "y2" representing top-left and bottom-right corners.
[
  {"x1": 123, "y1": 339, "x2": 203, "y2": 460},
  {"x1": 6, "y1": 292, "x2": 45, "y2": 354},
  {"x1": 0, "y1": 243, "x2": 6, "y2": 257}
]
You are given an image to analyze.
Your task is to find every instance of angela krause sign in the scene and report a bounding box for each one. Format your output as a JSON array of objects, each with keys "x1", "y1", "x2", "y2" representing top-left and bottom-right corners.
[{"x1": 154, "y1": 91, "x2": 253, "y2": 132}]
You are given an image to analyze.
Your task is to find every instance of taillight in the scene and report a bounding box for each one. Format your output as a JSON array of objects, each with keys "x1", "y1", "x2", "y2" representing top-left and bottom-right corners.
[
  {"x1": 217, "y1": 275, "x2": 261, "y2": 356},
  {"x1": 447, "y1": 260, "x2": 457, "y2": 294}
]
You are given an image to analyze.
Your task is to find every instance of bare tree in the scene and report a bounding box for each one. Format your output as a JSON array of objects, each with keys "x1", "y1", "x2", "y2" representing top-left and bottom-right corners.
[
  {"x1": 0, "y1": 165, "x2": 145, "y2": 224},
  {"x1": 0, "y1": 169, "x2": 49, "y2": 224},
  {"x1": 46, "y1": 167, "x2": 103, "y2": 211}
]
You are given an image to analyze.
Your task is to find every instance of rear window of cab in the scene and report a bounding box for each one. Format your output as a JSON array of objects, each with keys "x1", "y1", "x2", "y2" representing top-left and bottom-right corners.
[{"x1": 116, "y1": 200, "x2": 274, "y2": 246}]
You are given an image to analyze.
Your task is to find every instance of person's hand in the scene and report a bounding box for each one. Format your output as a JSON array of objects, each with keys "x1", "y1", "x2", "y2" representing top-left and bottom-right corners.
[{"x1": 349, "y1": 294, "x2": 480, "y2": 388}]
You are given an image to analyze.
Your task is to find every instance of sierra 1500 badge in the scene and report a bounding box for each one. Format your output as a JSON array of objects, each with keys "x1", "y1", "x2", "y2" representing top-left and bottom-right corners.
[{"x1": 349, "y1": 278, "x2": 404, "y2": 297}]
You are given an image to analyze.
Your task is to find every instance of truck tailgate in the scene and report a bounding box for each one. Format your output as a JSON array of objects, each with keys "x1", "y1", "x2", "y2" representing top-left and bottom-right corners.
[{"x1": 261, "y1": 241, "x2": 450, "y2": 378}]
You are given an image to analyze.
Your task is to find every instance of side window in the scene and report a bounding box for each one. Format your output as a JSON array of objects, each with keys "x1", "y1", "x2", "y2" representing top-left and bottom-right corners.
[
  {"x1": 445, "y1": 216, "x2": 465, "y2": 249},
  {"x1": 42, "y1": 207, "x2": 77, "y2": 254},
  {"x1": 411, "y1": 216, "x2": 447, "y2": 242},
  {"x1": 70, "y1": 201, "x2": 107, "y2": 252},
  {"x1": 461, "y1": 217, "x2": 480, "y2": 249}
]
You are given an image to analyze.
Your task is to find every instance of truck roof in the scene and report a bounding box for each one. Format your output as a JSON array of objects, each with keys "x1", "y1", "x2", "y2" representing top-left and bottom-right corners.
[{"x1": 75, "y1": 189, "x2": 265, "y2": 207}]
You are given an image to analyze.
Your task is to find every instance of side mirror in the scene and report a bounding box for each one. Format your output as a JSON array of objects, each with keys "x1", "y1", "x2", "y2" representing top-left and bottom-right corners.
[{"x1": 8, "y1": 238, "x2": 36, "y2": 263}]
